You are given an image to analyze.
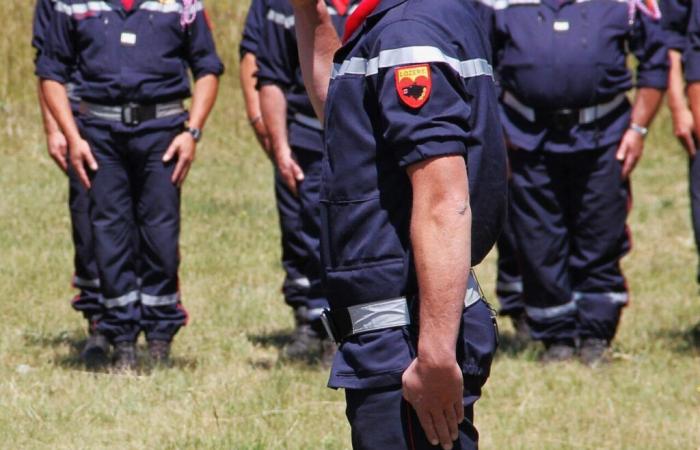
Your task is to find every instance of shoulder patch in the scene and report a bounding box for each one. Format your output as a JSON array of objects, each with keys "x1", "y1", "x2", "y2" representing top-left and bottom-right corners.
[{"x1": 395, "y1": 64, "x2": 432, "y2": 109}]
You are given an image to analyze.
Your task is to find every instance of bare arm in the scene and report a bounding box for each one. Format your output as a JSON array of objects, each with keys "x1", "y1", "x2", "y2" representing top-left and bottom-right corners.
[
  {"x1": 668, "y1": 50, "x2": 696, "y2": 155},
  {"x1": 402, "y1": 155, "x2": 470, "y2": 450},
  {"x1": 240, "y1": 52, "x2": 271, "y2": 152},
  {"x1": 37, "y1": 80, "x2": 69, "y2": 173},
  {"x1": 42, "y1": 79, "x2": 97, "y2": 188},
  {"x1": 616, "y1": 87, "x2": 664, "y2": 178},
  {"x1": 260, "y1": 84, "x2": 304, "y2": 195},
  {"x1": 163, "y1": 74, "x2": 219, "y2": 187},
  {"x1": 290, "y1": 0, "x2": 341, "y2": 121}
]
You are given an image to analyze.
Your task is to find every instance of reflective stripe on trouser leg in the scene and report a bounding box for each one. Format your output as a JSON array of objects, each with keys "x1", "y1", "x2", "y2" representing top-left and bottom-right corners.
[
  {"x1": 274, "y1": 170, "x2": 313, "y2": 309},
  {"x1": 576, "y1": 291, "x2": 628, "y2": 341},
  {"x1": 68, "y1": 165, "x2": 103, "y2": 320},
  {"x1": 509, "y1": 149, "x2": 578, "y2": 341},
  {"x1": 83, "y1": 122, "x2": 142, "y2": 343},
  {"x1": 495, "y1": 199, "x2": 525, "y2": 315}
]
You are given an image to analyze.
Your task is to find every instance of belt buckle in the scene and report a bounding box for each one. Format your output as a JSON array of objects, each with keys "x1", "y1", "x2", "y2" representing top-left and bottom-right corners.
[
  {"x1": 320, "y1": 309, "x2": 340, "y2": 344},
  {"x1": 550, "y1": 108, "x2": 578, "y2": 130},
  {"x1": 121, "y1": 102, "x2": 141, "y2": 126}
]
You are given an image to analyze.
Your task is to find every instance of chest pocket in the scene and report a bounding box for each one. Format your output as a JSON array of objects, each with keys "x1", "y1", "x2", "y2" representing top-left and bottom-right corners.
[
  {"x1": 131, "y1": 10, "x2": 186, "y2": 75},
  {"x1": 76, "y1": 12, "x2": 115, "y2": 75},
  {"x1": 498, "y1": 7, "x2": 552, "y2": 69}
]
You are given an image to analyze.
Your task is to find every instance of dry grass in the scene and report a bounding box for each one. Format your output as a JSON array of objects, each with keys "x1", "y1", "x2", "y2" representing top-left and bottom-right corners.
[{"x1": 1, "y1": 0, "x2": 699, "y2": 448}]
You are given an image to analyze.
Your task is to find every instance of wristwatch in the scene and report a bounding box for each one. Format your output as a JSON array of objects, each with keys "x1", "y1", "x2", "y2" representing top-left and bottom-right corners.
[
  {"x1": 187, "y1": 127, "x2": 202, "y2": 143},
  {"x1": 629, "y1": 122, "x2": 648, "y2": 138}
]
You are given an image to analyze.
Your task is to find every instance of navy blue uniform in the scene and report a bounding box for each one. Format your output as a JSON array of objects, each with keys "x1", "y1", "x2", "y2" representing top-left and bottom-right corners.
[
  {"x1": 240, "y1": 0, "x2": 314, "y2": 313},
  {"x1": 36, "y1": 0, "x2": 224, "y2": 344},
  {"x1": 323, "y1": 0, "x2": 504, "y2": 447},
  {"x1": 478, "y1": 0, "x2": 668, "y2": 343},
  {"x1": 32, "y1": 0, "x2": 102, "y2": 324},
  {"x1": 663, "y1": 0, "x2": 700, "y2": 283},
  {"x1": 255, "y1": 0, "x2": 359, "y2": 323}
]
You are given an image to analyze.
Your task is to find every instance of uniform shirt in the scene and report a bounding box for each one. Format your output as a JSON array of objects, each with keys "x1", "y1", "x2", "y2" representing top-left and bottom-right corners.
[
  {"x1": 239, "y1": 0, "x2": 267, "y2": 60},
  {"x1": 663, "y1": 0, "x2": 700, "y2": 81},
  {"x1": 324, "y1": 0, "x2": 506, "y2": 389},
  {"x1": 477, "y1": 0, "x2": 668, "y2": 152},
  {"x1": 32, "y1": 0, "x2": 81, "y2": 102},
  {"x1": 255, "y1": 0, "x2": 359, "y2": 152},
  {"x1": 36, "y1": 0, "x2": 224, "y2": 116}
]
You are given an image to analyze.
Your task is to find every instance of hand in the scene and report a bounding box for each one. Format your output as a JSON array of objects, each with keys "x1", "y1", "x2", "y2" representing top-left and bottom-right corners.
[
  {"x1": 69, "y1": 138, "x2": 98, "y2": 189},
  {"x1": 163, "y1": 132, "x2": 196, "y2": 187},
  {"x1": 402, "y1": 357, "x2": 464, "y2": 450},
  {"x1": 275, "y1": 146, "x2": 304, "y2": 196},
  {"x1": 671, "y1": 107, "x2": 697, "y2": 157},
  {"x1": 46, "y1": 130, "x2": 68, "y2": 173},
  {"x1": 289, "y1": 0, "x2": 317, "y2": 7},
  {"x1": 250, "y1": 117, "x2": 272, "y2": 156},
  {"x1": 616, "y1": 129, "x2": 644, "y2": 179}
]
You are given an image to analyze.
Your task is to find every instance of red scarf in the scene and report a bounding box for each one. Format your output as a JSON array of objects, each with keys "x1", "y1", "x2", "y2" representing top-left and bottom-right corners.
[
  {"x1": 122, "y1": 0, "x2": 134, "y2": 11},
  {"x1": 342, "y1": 0, "x2": 381, "y2": 43},
  {"x1": 330, "y1": 0, "x2": 350, "y2": 16}
]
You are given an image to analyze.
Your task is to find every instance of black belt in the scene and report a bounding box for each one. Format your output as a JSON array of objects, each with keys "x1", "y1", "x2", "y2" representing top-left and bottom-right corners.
[{"x1": 78, "y1": 100, "x2": 185, "y2": 126}]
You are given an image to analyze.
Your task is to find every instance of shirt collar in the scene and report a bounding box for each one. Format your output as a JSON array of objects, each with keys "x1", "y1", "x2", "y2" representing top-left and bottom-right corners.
[{"x1": 342, "y1": 0, "x2": 408, "y2": 43}]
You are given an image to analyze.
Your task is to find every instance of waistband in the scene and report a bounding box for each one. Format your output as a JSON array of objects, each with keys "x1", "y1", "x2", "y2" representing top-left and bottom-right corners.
[
  {"x1": 502, "y1": 91, "x2": 628, "y2": 125},
  {"x1": 293, "y1": 112, "x2": 324, "y2": 131},
  {"x1": 321, "y1": 271, "x2": 483, "y2": 344},
  {"x1": 79, "y1": 100, "x2": 185, "y2": 126}
]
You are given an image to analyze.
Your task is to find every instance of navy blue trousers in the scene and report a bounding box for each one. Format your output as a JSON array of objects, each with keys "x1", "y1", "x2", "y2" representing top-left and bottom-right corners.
[
  {"x1": 509, "y1": 145, "x2": 630, "y2": 342},
  {"x1": 344, "y1": 300, "x2": 496, "y2": 450},
  {"x1": 495, "y1": 182, "x2": 524, "y2": 317},
  {"x1": 689, "y1": 154, "x2": 700, "y2": 283},
  {"x1": 81, "y1": 122, "x2": 187, "y2": 343}
]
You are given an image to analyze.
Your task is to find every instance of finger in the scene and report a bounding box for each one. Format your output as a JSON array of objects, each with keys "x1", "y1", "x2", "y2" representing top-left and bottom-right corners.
[
  {"x1": 292, "y1": 161, "x2": 305, "y2": 181},
  {"x1": 176, "y1": 160, "x2": 192, "y2": 188},
  {"x1": 286, "y1": 172, "x2": 298, "y2": 196},
  {"x1": 84, "y1": 149, "x2": 99, "y2": 171},
  {"x1": 172, "y1": 157, "x2": 186, "y2": 185},
  {"x1": 52, "y1": 152, "x2": 68, "y2": 173},
  {"x1": 430, "y1": 411, "x2": 454, "y2": 450},
  {"x1": 74, "y1": 158, "x2": 91, "y2": 189},
  {"x1": 454, "y1": 400, "x2": 465, "y2": 425},
  {"x1": 615, "y1": 142, "x2": 626, "y2": 161},
  {"x1": 444, "y1": 406, "x2": 459, "y2": 442},
  {"x1": 684, "y1": 134, "x2": 697, "y2": 158},
  {"x1": 163, "y1": 141, "x2": 178, "y2": 163},
  {"x1": 415, "y1": 409, "x2": 440, "y2": 448},
  {"x1": 622, "y1": 154, "x2": 636, "y2": 179}
]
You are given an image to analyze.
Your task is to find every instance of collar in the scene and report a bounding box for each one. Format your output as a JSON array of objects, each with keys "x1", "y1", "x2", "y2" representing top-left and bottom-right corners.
[{"x1": 342, "y1": 0, "x2": 407, "y2": 43}]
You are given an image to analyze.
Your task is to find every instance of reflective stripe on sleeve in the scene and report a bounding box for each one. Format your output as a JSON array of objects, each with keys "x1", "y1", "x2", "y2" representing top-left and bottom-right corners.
[
  {"x1": 141, "y1": 292, "x2": 180, "y2": 307},
  {"x1": 73, "y1": 275, "x2": 100, "y2": 289},
  {"x1": 266, "y1": 9, "x2": 295, "y2": 29},
  {"x1": 291, "y1": 277, "x2": 311, "y2": 288},
  {"x1": 573, "y1": 291, "x2": 629, "y2": 305},
  {"x1": 54, "y1": 1, "x2": 112, "y2": 15},
  {"x1": 100, "y1": 290, "x2": 139, "y2": 309},
  {"x1": 293, "y1": 113, "x2": 324, "y2": 130},
  {"x1": 332, "y1": 46, "x2": 493, "y2": 79},
  {"x1": 496, "y1": 280, "x2": 523, "y2": 294},
  {"x1": 139, "y1": 0, "x2": 203, "y2": 14},
  {"x1": 525, "y1": 299, "x2": 577, "y2": 321}
]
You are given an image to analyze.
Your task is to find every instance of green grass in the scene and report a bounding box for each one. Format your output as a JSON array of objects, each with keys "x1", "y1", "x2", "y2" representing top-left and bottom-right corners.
[{"x1": 2, "y1": 0, "x2": 700, "y2": 447}]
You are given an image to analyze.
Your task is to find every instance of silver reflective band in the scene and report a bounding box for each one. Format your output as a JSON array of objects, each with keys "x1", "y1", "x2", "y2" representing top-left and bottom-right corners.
[
  {"x1": 502, "y1": 91, "x2": 628, "y2": 125},
  {"x1": 291, "y1": 277, "x2": 311, "y2": 288},
  {"x1": 79, "y1": 100, "x2": 185, "y2": 122},
  {"x1": 307, "y1": 307, "x2": 325, "y2": 321},
  {"x1": 496, "y1": 280, "x2": 523, "y2": 294},
  {"x1": 266, "y1": 9, "x2": 295, "y2": 29},
  {"x1": 573, "y1": 291, "x2": 629, "y2": 305},
  {"x1": 54, "y1": 1, "x2": 112, "y2": 15},
  {"x1": 294, "y1": 113, "x2": 324, "y2": 131},
  {"x1": 525, "y1": 300, "x2": 577, "y2": 321},
  {"x1": 476, "y1": 0, "x2": 625, "y2": 10},
  {"x1": 332, "y1": 46, "x2": 493, "y2": 80},
  {"x1": 101, "y1": 290, "x2": 139, "y2": 309},
  {"x1": 142, "y1": 292, "x2": 180, "y2": 307},
  {"x1": 140, "y1": 0, "x2": 203, "y2": 14},
  {"x1": 343, "y1": 273, "x2": 482, "y2": 337},
  {"x1": 73, "y1": 275, "x2": 100, "y2": 289}
]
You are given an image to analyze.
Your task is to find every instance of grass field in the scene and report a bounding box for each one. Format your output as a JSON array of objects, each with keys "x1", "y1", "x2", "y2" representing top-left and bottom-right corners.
[{"x1": 2, "y1": 0, "x2": 700, "y2": 448}]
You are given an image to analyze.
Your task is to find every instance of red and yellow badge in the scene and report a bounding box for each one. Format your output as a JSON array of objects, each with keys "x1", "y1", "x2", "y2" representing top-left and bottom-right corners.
[{"x1": 395, "y1": 64, "x2": 432, "y2": 109}]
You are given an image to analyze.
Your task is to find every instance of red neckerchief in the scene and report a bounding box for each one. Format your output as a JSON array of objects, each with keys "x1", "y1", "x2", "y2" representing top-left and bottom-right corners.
[
  {"x1": 330, "y1": 0, "x2": 350, "y2": 16},
  {"x1": 122, "y1": 0, "x2": 134, "y2": 11},
  {"x1": 342, "y1": 0, "x2": 381, "y2": 43}
]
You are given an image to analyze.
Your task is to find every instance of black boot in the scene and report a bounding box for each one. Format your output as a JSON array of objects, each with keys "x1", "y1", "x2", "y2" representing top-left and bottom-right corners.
[
  {"x1": 113, "y1": 342, "x2": 138, "y2": 372},
  {"x1": 283, "y1": 307, "x2": 322, "y2": 360},
  {"x1": 540, "y1": 339, "x2": 576, "y2": 364},
  {"x1": 579, "y1": 338, "x2": 610, "y2": 367},
  {"x1": 510, "y1": 310, "x2": 532, "y2": 343},
  {"x1": 81, "y1": 322, "x2": 110, "y2": 368},
  {"x1": 148, "y1": 340, "x2": 172, "y2": 366}
]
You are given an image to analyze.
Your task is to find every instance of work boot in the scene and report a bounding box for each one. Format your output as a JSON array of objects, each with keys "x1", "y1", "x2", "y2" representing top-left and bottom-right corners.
[
  {"x1": 579, "y1": 338, "x2": 610, "y2": 367},
  {"x1": 81, "y1": 326, "x2": 110, "y2": 368},
  {"x1": 540, "y1": 340, "x2": 576, "y2": 364},
  {"x1": 148, "y1": 340, "x2": 172, "y2": 366},
  {"x1": 284, "y1": 323, "x2": 322, "y2": 360},
  {"x1": 320, "y1": 338, "x2": 337, "y2": 368},
  {"x1": 113, "y1": 342, "x2": 138, "y2": 372},
  {"x1": 510, "y1": 311, "x2": 532, "y2": 343}
]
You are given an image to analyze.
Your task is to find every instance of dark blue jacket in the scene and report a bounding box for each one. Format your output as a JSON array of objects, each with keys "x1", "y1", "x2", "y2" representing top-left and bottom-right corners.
[
  {"x1": 662, "y1": 0, "x2": 700, "y2": 81},
  {"x1": 255, "y1": 0, "x2": 359, "y2": 152},
  {"x1": 36, "y1": 0, "x2": 224, "y2": 111},
  {"x1": 324, "y1": 0, "x2": 506, "y2": 389},
  {"x1": 476, "y1": 0, "x2": 669, "y2": 152},
  {"x1": 240, "y1": 0, "x2": 267, "y2": 59}
]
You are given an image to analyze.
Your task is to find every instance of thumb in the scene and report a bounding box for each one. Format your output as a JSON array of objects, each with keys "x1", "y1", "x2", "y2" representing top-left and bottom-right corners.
[
  {"x1": 85, "y1": 147, "x2": 99, "y2": 171},
  {"x1": 615, "y1": 141, "x2": 627, "y2": 161},
  {"x1": 163, "y1": 140, "x2": 178, "y2": 162},
  {"x1": 293, "y1": 161, "x2": 305, "y2": 181}
]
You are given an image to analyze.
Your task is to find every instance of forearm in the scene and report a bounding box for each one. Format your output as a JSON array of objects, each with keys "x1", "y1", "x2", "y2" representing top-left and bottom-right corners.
[
  {"x1": 668, "y1": 50, "x2": 689, "y2": 113},
  {"x1": 240, "y1": 53, "x2": 262, "y2": 121},
  {"x1": 37, "y1": 80, "x2": 61, "y2": 135},
  {"x1": 291, "y1": 0, "x2": 340, "y2": 121},
  {"x1": 630, "y1": 87, "x2": 664, "y2": 128},
  {"x1": 189, "y1": 74, "x2": 219, "y2": 130},
  {"x1": 41, "y1": 79, "x2": 81, "y2": 143},
  {"x1": 260, "y1": 84, "x2": 290, "y2": 156},
  {"x1": 409, "y1": 157, "x2": 470, "y2": 364}
]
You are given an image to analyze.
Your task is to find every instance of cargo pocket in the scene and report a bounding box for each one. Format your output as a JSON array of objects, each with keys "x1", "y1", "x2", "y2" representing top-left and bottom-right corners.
[{"x1": 458, "y1": 300, "x2": 498, "y2": 379}]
